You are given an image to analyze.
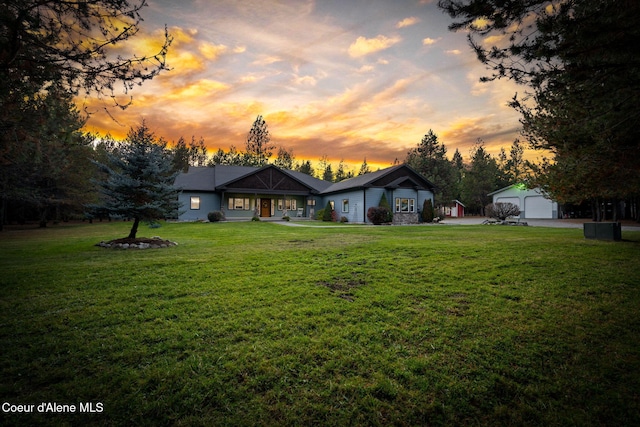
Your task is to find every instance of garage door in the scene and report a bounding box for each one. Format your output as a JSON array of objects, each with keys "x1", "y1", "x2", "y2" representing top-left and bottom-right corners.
[{"x1": 524, "y1": 195, "x2": 552, "y2": 218}]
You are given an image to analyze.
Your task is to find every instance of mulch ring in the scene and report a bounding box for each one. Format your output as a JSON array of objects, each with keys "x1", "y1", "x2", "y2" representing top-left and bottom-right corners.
[{"x1": 96, "y1": 236, "x2": 177, "y2": 250}]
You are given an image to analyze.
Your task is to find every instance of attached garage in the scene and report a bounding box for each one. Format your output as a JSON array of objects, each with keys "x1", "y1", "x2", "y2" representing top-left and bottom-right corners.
[{"x1": 489, "y1": 185, "x2": 558, "y2": 219}]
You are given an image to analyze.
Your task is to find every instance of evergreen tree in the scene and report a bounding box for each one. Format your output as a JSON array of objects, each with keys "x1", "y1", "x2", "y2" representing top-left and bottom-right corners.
[
  {"x1": 379, "y1": 193, "x2": 393, "y2": 223},
  {"x1": 0, "y1": 0, "x2": 171, "y2": 109},
  {"x1": 460, "y1": 140, "x2": 501, "y2": 215},
  {"x1": 507, "y1": 139, "x2": 526, "y2": 183},
  {"x1": 208, "y1": 145, "x2": 248, "y2": 166},
  {"x1": 422, "y1": 199, "x2": 435, "y2": 223},
  {"x1": 245, "y1": 115, "x2": 274, "y2": 166},
  {"x1": 171, "y1": 137, "x2": 190, "y2": 173},
  {"x1": 405, "y1": 130, "x2": 456, "y2": 206},
  {"x1": 451, "y1": 148, "x2": 465, "y2": 201},
  {"x1": 322, "y1": 164, "x2": 334, "y2": 182},
  {"x1": 189, "y1": 137, "x2": 208, "y2": 167},
  {"x1": 90, "y1": 121, "x2": 182, "y2": 239},
  {"x1": 439, "y1": 0, "x2": 640, "y2": 220},
  {"x1": 318, "y1": 155, "x2": 334, "y2": 181},
  {"x1": 322, "y1": 201, "x2": 333, "y2": 222},
  {"x1": 0, "y1": 84, "x2": 94, "y2": 228},
  {"x1": 295, "y1": 160, "x2": 315, "y2": 176},
  {"x1": 358, "y1": 157, "x2": 371, "y2": 176},
  {"x1": 334, "y1": 159, "x2": 353, "y2": 182},
  {"x1": 274, "y1": 147, "x2": 295, "y2": 170}
]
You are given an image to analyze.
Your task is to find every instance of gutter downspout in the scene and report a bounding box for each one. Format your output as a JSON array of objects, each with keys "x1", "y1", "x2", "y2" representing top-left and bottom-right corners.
[{"x1": 363, "y1": 187, "x2": 367, "y2": 223}]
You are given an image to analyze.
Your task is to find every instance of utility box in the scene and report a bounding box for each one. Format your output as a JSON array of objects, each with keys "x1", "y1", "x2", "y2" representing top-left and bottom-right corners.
[{"x1": 583, "y1": 222, "x2": 622, "y2": 241}]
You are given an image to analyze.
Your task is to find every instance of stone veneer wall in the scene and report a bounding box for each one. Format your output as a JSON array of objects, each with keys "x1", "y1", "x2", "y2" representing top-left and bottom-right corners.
[{"x1": 392, "y1": 213, "x2": 419, "y2": 225}]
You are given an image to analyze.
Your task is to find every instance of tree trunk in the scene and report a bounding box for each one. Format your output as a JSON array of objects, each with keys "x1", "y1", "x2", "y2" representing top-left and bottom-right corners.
[
  {"x1": 39, "y1": 207, "x2": 48, "y2": 228},
  {"x1": 128, "y1": 217, "x2": 140, "y2": 239},
  {"x1": 0, "y1": 197, "x2": 5, "y2": 232}
]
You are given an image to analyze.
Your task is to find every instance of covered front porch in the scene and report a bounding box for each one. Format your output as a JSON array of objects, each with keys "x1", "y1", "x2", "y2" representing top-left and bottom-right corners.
[{"x1": 221, "y1": 193, "x2": 318, "y2": 220}]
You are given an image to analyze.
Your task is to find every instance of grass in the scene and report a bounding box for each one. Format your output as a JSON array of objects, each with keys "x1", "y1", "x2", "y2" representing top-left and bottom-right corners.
[{"x1": 1, "y1": 221, "x2": 639, "y2": 426}]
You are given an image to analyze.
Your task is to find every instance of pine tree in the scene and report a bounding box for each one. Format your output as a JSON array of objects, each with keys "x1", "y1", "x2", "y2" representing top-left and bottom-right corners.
[
  {"x1": 90, "y1": 121, "x2": 182, "y2": 239},
  {"x1": 439, "y1": 0, "x2": 640, "y2": 220},
  {"x1": 171, "y1": 137, "x2": 190, "y2": 173},
  {"x1": 335, "y1": 159, "x2": 352, "y2": 182},
  {"x1": 405, "y1": 129, "x2": 456, "y2": 206},
  {"x1": 295, "y1": 160, "x2": 315, "y2": 176},
  {"x1": 245, "y1": 115, "x2": 274, "y2": 166},
  {"x1": 274, "y1": 147, "x2": 295, "y2": 170},
  {"x1": 358, "y1": 157, "x2": 371, "y2": 176},
  {"x1": 460, "y1": 140, "x2": 501, "y2": 215}
]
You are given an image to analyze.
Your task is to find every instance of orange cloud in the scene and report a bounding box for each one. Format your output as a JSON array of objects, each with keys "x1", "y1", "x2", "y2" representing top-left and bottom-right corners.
[
  {"x1": 348, "y1": 35, "x2": 401, "y2": 58},
  {"x1": 422, "y1": 37, "x2": 440, "y2": 46},
  {"x1": 396, "y1": 17, "x2": 420, "y2": 28}
]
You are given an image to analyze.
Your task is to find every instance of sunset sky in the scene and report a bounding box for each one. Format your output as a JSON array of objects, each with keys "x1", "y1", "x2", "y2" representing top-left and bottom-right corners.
[{"x1": 82, "y1": 0, "x2": 528, "y2": 171}]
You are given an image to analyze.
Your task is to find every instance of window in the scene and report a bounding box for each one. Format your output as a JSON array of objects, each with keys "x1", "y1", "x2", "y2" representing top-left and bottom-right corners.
[
  {"x1": 190, "y1": 196, "x2": 200, "y2": 210},
  {"x1": 329, "y1": 200, "x2": 335, "y2": 210},
  {"x1": 228, "y1": 197, "x2": 250, "y2": 210},
  {"x1": 342, "y1": 199, "x2": 349, "y2": 213},
  {"x1": 307, "y1": 199, "x2": 316, "y2": 206},
  {"x1": 278, "y1": 198, "x2": 297, "y2": 211},
  {"x1": 395, "y1": 198, "x2": 415, "y2": 213}
]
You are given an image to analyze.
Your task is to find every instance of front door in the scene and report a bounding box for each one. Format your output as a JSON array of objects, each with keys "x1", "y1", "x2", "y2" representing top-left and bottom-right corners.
[{"x1": 260, "y1": 198, "x2": 271, "y2": 217}]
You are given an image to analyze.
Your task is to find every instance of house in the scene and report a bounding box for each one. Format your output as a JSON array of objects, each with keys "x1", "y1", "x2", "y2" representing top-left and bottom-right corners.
[
  {"x1": 440, "y1": 200, "x2": 465, "y2": 218},
  {"x1": 174, "y1": 164, "x2": 436, "y2": 224},
  {"x1": 488, "y1": 184, "x2": 559, "y2": 219}
]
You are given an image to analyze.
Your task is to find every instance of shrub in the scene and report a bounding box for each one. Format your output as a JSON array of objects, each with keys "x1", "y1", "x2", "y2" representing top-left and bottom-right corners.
[
  {"x1": 315, "y1": 208, "x2": 325, "y2": 220},
  {"x1": 367, "y1": 206, "x2": 391, "y2": 225},
  {"x1": 207, "y1": 211, "x2": 225, "y2": 222},
  {"x1": 251, "y1": 215, "x2": 261, "y2": 221},
  {"x1": 322, "y1": 201, "x2": 333, "y2": 222},
  {"x1": 282, "y1": 215, "x2": 290, "y2": 221},
  {"x1": 421, "y1": 199, "x2": 434, "y2": 223},
  {"x1": 340, "y1": 216, "x2": 348, "y2": 223},
  {"x1": 485, "y1": 202, "x2": 521, "y2": 220},
  {"x1": 379, "y1": 193, "x2": 393, "y2": 222}
]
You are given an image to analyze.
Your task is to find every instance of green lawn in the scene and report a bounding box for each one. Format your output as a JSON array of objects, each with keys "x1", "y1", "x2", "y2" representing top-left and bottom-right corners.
[{"x1": 1, "y1": 221, "x2": 639, "y2": 426}]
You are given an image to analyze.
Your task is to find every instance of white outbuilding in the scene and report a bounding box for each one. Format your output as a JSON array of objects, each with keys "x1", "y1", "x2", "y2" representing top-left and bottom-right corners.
[{"x1": 488, "y1": 184, "x2": 559, "y2": 219}]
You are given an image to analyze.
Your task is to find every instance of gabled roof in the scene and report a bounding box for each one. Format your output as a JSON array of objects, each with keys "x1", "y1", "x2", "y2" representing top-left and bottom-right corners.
[
  {"x1": 487, "y1": 184, "x2": 518, "y2": 196},
  {"x1": 217, "y1": 164, "x2": 331, "y2": 193},
  {"x1": 213, "y1": 165, "x2": 262, "y2": 187},
  {"x1": 176, "y1": 165, "x2": 332, "y2": 193},
  {"x1": 488, "y1": 184, "x2": 545, "y2": 197},
  {"x1": 320, "y1": 164, "x2": 436, "y2": 194},
  {"x1": 285, "y1": 169, "x2": 333, "y2": 192},
  {"x1": 173, "y1": 166, "x2": 217, "y2": 191},
  {"x1": 175, "y1": 164, "x2": 436, "y2": 195}
]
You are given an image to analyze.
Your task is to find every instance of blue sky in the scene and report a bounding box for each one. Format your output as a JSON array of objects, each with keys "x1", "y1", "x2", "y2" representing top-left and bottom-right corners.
[{"x1": 83, "y1": 0, "x2": 527, "y2": 170}]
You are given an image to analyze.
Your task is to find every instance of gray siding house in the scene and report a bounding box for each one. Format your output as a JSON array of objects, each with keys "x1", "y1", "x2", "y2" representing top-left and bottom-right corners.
[{"x1": 175, "y1": 164, "x2": 435, "y2": 224}]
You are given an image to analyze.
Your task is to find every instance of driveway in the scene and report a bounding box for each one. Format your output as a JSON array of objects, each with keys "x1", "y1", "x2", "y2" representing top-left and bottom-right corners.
[{"x1": 440, "y1": 217, "x2": 640, "y2": 231}]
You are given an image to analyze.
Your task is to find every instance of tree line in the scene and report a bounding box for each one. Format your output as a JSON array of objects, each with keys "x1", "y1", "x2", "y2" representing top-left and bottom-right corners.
[
  {"x1": 170, "y1": 115, "x2": 372, "y2": 182},
  {"x1": 2, "y1": 0, "x2": 638, "y2": 229}
]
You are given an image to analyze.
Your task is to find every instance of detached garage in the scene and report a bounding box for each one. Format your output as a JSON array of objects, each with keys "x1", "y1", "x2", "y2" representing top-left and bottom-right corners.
[{"x1": 489, "y1": 184, "x2": 559, "y2": 219}]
